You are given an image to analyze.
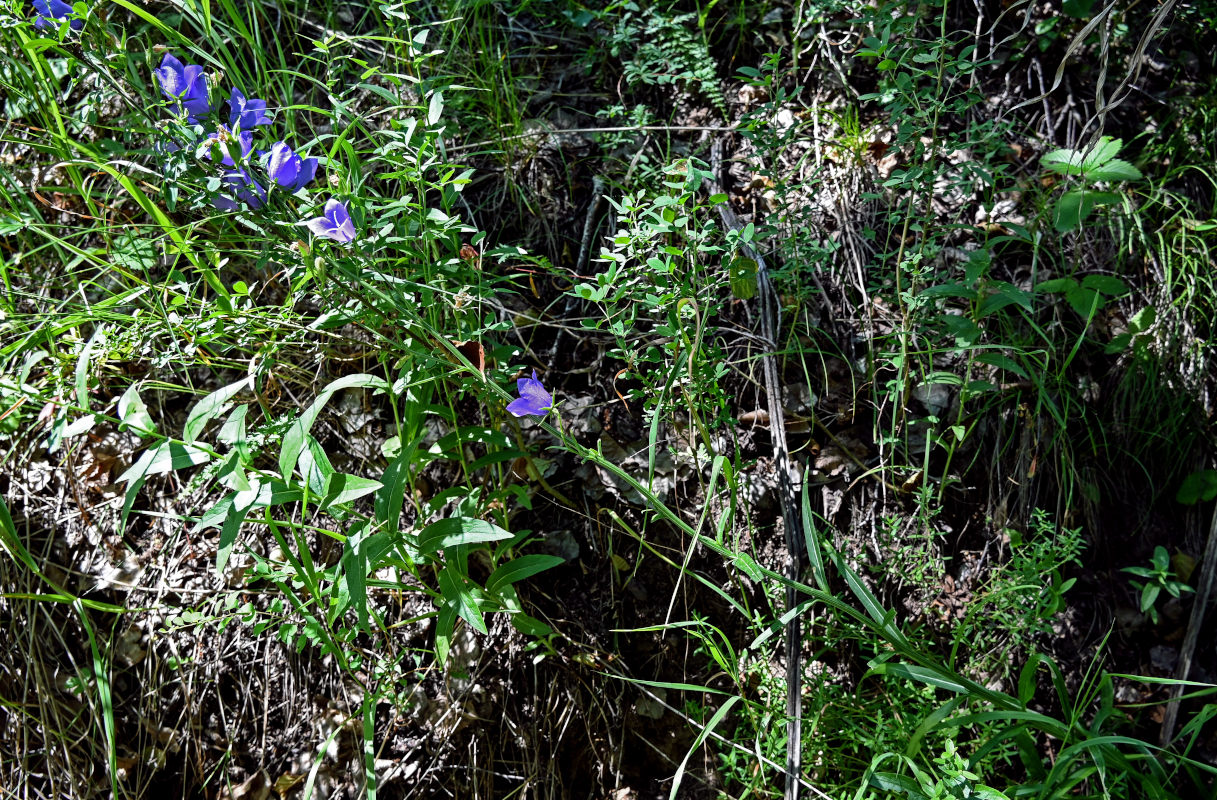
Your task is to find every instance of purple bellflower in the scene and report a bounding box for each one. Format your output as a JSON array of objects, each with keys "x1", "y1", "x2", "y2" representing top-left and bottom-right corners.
[
  {"x1": 212, "y1": 169, "x2": 266, "y2": 212},
  {"x1": 227, "y1": 88, "x2": 271, "y2": 130},
  {"x1": 32, "y1": 0, "x2": 84, "y2": 30},
  {"x1": 154, "y1": 54, "x2": 212, "y2": 123},
  {"x1": 506, "y1": 370, "x2": 553, "y2": 418},
  {"x1": 200, "y1": 127, "x2": 254, "y2": 167},
  {"x1": 299, "y1": 199, "x2": 356, "y2": 244},
  {"x1": 265, "y1": 142, "x2": 318, "y2": 192}
]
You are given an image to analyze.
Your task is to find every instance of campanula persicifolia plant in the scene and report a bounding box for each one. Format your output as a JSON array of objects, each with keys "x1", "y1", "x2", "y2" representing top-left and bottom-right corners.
[
  {"x1": 154, "y1": 54, "x2": 212, "y2": 123},
  {"x1": 31, "y1": 0, "x2": 83, "y2": 30},
  {"x1": 506, "y1": 371, "x2": 553, "y2": 418},
  {"x1": 300, "y1": 199, "x2": 356, "y2": 244}
]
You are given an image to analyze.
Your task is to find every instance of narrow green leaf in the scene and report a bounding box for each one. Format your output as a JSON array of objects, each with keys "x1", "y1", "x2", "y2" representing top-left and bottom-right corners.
[
  {"x1": 485, "y1": 554, "x2": 565, "y2": 597},
  {"x1": 417, "y1": 517, "x2": 513, "y2": 556},
  {"x1": 279, "y1": 374, "x2": 388, "y2": 479}
]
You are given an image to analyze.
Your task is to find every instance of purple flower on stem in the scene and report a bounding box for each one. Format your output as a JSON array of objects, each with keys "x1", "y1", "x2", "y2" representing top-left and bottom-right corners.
[
  {"x1": 299, "y1": 199, "x2": 356, "y2": 245},
  {"x1": 200, "y1": 127, "x2": 254, "y2": 167},
  {"x1": 506, "y1": 370, "x2": 553, "y2": 418},
  {"x1": 212, "y1": 169, "x2": 266, "y2": 211},
  {"x1": 227, "y1": 88, "x2": 271, "y2": 130},
  {"x1": 154, "y1": 54, "x2": 212, "y2": 123},
  {"x1": 265, "y1": 141, "x2": 318, "y2": 192},
  {"x1": 32, "y1": 0, "x2": 83, "y2": 30}
]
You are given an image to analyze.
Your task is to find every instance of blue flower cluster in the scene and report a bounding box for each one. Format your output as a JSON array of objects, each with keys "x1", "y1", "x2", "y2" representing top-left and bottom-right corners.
[{"x1": 153, "y1": 54, "x2": 355, "y2": 244}]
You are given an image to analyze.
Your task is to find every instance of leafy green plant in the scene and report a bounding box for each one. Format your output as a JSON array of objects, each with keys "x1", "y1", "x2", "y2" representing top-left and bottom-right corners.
[
  {"x1": 1122, "y1": 545, "x2": 1195, "y2": 625},
  {"x1": 1042, "y1": 136, "x2": 1144, "y2": 232}
]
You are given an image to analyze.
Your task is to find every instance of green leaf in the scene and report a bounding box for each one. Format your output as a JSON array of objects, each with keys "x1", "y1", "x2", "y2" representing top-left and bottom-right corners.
[
  {"x1": 438, "y1": 565, "x2": 486, "y2": 634},
  {"x1": 975, "y1": 352, "x2": 1028, "y2": 379},
  {"x1": 280, "y1": 374, "x2": 389, "y2": 478},
  {"x1": 216, "y1": 488, "x2": 258, "y2": 576},
  {"x1": 1140, "y1": 583, "x2": 1160, "y2": 613},
  {"x1": 485, "y1": 554, "x2": 565, "y2": 597},
  {"x1": 1176, "y1": 470, "x2": 1217, "y2": 505},
  {"x1": 977, "y1": 282, "x2": 1033, "y2": 317},
  {"x1": 117, "y1": 441, "x2": 211, "y2": 485},
  {"x1": 1081, "y1": 274, "x2": 1128, "y2": 296},
  {"x1": 1042, "y1": 147, "x2": 1087, "y2": 176},
  {"x1": 434, "y1": 604, "x2": 456, "y2": 667},
  {"x1": 299, "y1": 435, "x2": 334, "y2": 497},
  {"x1": 729, "y1": 256, "x2": 757, "y2": 299},
  {"x1": 1087, "y1": 158, "x2": 1141, "y2": 182},
  {"x1": 184, "y1": 378, "x2": 251, "y2": 444},
  {"x1": 323, "y1": 474, "x2": 384, "y2": 508},
  {"x1": 117, "y1": 385, "x2": 158, "y2": 437},
  {"x1": 1082, "y1": 136, "x2": 1122, "y2": 170},
  {"x1": 1035, "y1": 277, "x2": 1077, "y2": 294},
  {"x1": 418, "y1": 517, "x2": 514, "y2": 555},
  {"x1": 1054, "y1": 189, "x2": 1117, "y2": 232},
  {"x1": 341, "y1": 522, "x2": 376, "y2": 632}
]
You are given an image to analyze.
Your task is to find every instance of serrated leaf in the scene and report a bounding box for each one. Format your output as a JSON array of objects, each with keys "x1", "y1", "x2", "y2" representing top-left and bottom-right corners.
[
  {"x1": 1128, "y1": 304, "x2": 1156, "y2": 333},
  {"x1": 1081, "y1": 136, "x2": 1122, "y2": 170},
  {"x1": 1042, "y1": 147, "x2": 1086, "y2": 176},
  {"x1": 1087, "y1": 158, "x2": 1141, "y2": 182}
]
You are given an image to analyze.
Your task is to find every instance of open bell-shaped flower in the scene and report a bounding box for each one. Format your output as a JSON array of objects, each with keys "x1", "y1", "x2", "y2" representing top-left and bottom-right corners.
[
  {"x1": 227, "y1": 88, "x2": 271, "y2": 130},
  {"x1": 154, "y1": 54, "x2": 212, "y2": 123},
  {"x1": 506, "y1": 370, "x2": 553, "y2": 418},
  {"x1": 298, "y1": 199, "x2": 356, "y2": 245},
  {"x1": 32, "y1": 0, "x2": 84, "y2": 30},
  {"x1": 265, "y1": 141, "x2": 318, "y2": 192}
]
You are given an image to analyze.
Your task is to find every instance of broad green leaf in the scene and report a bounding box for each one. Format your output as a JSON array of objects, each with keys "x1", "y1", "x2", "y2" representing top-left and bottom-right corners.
[
  {"x1": 216, "y1": 404, "x2": 250, "y2": 460},
  {"x1": 117, "y1": 441, "x2": 211, "y2": 485},
  {"x1": 118, "y1": 385, "x2": 158, "y2": 438},
  {"x1": 975, "y1": 352, "x2": 1028, "y2": 378},
  {"x1": 1081, "y1": 274, "x2": 1128, "y2": 296},
  {"x1": 1177, "y1": 470, "x2": 1217, "y2": 505},
  {"x1": 977, "y1": 282, "x2": 1033, "y2": 316},
  {"x1": 375, "y1": 440, "x2": 423, "y2": 538},
  {"x1": 1054, "y1": 189, "x2": 1119, "y2": 232},
  {"x1": 417, "y1": 517, "x2": 513, "y2": 556},
  {"x1": 299, "y1": 435, "x2": 334, "y2": 497},
  {"x1": 183, "y1": 377, "x2": 251, "y2": 444},
  {"x1": 216, "y1": 487, "x2": 259, "y2": 575},
  {"x1": 341, "y1": 522, "x2": 374, "y2": 632},
  {"x1": 1088, "y1": 158, "x2": 1141, "y2": 182},
  {"x1": 323, "y1": 474, "x2": 384, "y2": 507},
  {"x1": 434, "y1": 603, "x2": 456, "y2": 667},
  {"x1": 1035, "y1": 278, "x2": 1077, "y2": 294},
  {"x1": 1082, "y1": 136, "x2": 1122, "y2": 170},
  {"x1": 1042, "y1": 147, "x2": 1086, "y2": 176}
]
